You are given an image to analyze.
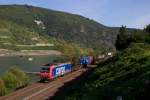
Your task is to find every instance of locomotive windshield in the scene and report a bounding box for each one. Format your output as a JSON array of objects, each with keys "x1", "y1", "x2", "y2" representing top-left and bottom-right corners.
[{"x1": 41, "y1": 66, "x2": 50, "y2": 73}]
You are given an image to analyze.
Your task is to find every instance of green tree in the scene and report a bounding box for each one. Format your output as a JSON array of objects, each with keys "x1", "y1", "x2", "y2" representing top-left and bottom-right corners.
[
  {"x1": 144, "y1": 24, "x2": 150, "y2": 43},
  {"x1": 144, "y1": 24, "x2": 150, "y2": 34},
  {"x1": 115, "y1": 26, "x2": 130, "y2": 50},
  {"x1": 131, "y1": 30, "x2": 146, "y2": 43}
]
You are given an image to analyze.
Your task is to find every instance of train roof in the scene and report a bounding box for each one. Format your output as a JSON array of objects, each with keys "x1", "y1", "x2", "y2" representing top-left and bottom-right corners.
[{"x1": 41, "y1": 62, "x2": 71, "y2": 68}]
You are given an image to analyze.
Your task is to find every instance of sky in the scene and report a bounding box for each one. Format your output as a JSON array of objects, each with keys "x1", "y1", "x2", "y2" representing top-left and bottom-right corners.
[{"x1": 0, "y1": 0, "x2": 150, "y2": 29}]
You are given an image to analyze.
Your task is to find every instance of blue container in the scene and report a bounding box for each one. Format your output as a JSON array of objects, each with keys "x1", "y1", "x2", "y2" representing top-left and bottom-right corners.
[{"x1": 52, "y1": 63, "x2": 72, "y2": 78}]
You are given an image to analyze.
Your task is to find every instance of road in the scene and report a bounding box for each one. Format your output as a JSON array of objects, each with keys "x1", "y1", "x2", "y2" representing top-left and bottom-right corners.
[{"x1": 0, "y1": 68, "x2": 88, "y2": 100}]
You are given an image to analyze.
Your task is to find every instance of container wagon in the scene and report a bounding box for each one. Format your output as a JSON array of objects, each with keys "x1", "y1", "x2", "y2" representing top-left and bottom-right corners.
[{"x1": 79, "y1": 56, "x2": 94, "y2": 68}]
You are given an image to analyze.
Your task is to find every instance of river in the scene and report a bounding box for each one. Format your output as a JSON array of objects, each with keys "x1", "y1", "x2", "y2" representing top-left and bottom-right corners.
[{"x1": 0, "y1": 55, "x2": 63, "y2": 82}]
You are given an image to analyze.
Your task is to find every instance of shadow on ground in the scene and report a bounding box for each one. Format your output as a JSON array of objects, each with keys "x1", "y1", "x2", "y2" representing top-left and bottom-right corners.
[{"x1": 48, "y1": 67, "x2": 95, "y2": 100}]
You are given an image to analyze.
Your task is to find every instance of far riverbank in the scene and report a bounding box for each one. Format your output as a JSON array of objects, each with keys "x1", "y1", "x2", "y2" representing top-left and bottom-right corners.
[{"x1": 0, "y1": 49, "x2": 61, "y2": 57}]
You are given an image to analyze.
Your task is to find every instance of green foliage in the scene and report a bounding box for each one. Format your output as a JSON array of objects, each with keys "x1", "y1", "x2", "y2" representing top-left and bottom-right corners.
[
  {"x1": 0, "y1": 67, "x2": 29, "y2": 96},
  {"x1": 56, "y1": 40, "x2": 95, "y2": 67},
  {"x1": 0, "y1": 18, "x2": 52, "y2": 50},
  {"x1": 0, "y1": 78, "x2": 7, "y2": 96},
  {"x1": 52, "y1": 43, "x2": 150, "y2": 100},
  {"x1": 2, "y1": 72, "x2": 19, "y2": 89},
  {"x1": 144, "y1": 24, "x2": 150, "y2": 34},
  {"x1": 129, "y1": 28, "x2": 150, "y2": 45},
  {"x1": 145, "y1": 36, "x2": 150, "y2": 44},
  {"x1": 0, "y1": 5, "x2": 117, "y2": 50},
  {"x1": 115, "y1": 26, "x2": 131, "y2": 50},
  {"x1": 115, "y1": 25, "x2": 150, "y2": 50},
  {"x1": 8, "y1": 66, "x2": 29, "y2": 86},
  {"x1": 144, "y1": 24, "x2": 150, "y2": 43},
  {"x1": 130, "y1": 30, "x2": 146, "y2": 43}
]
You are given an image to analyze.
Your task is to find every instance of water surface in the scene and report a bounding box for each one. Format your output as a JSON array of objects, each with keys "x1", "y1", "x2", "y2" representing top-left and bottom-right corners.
[{"x1": 0, "y1": 55, "x2": 63, "y2": 82}]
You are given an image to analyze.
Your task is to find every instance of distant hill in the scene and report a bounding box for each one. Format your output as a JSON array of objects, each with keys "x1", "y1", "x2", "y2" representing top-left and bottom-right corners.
[{"x1": 0, "y1": 5, "x2": 119, "y2": 50}]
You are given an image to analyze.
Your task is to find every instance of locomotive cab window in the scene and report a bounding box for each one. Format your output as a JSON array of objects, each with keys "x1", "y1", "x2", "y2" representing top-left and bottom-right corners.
[{"x1": 41, "y1": 66, "x2": 50, "y2": 73}]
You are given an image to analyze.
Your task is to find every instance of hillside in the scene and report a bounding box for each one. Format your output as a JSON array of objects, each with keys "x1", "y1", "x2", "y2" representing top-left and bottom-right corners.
[
  {"x1": 0, "y1": 5, "x2": 118, "y2": 50},
  {"x1": 52, "y1": 43, "x2": 150, "y2": 100}
]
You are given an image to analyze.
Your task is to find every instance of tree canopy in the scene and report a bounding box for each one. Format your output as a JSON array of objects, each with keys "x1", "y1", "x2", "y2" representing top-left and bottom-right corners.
[
  {"x1": 144, "y1": 24, "x2": 150, "y2": 34},
  {"x1": 115, "y1": 26, "x2": 130, "y2": 50}
]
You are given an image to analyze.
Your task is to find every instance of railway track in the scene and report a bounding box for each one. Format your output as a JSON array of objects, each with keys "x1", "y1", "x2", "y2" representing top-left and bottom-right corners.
[{"x1": 0, "y1": 68, "x2": 88, "y2": 100}]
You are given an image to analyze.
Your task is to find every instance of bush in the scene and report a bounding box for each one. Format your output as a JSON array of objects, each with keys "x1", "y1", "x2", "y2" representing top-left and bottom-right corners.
[
  {"x1": 2, "y1": 67, "x2": 29, "y2": 93},
  {"x1": 130, "y1": 30, "x2": 146, "y2": 43},
  {"x1": 2, "y1": 72, "x2": 19, "y2": 89},
  {"x1": 8, "y1": 66, "x2": 29, "y2": 86},
  {"x1": 0, "y1": 78, "x2": 7, "y2": 96}
]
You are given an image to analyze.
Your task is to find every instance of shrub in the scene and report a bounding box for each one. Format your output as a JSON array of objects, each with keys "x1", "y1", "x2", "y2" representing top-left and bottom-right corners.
[
  {"x1": 2, "y1": 66, "x2": 29, "y2": 89},
  {"x1": 0, "y1": 67, "x2": 29, "y2": 96},
  {"x1": 2, "y1": 71, "x2": 19, "y2": 89},
  {"x1": 0, "y1": 78, "x2": 7, "y2": 96},
  {"x1": 8, "y1": 66, "x2": 29, "y2": 86}
]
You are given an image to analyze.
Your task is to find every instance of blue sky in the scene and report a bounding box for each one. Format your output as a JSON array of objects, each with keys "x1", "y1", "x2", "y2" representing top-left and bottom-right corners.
[{"x1": 0, "y1": 0, "x2": 150, "y2": 29}]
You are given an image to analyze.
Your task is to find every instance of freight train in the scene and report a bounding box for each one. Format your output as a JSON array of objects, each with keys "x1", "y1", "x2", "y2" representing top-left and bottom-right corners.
[
  {"x1": 38, "y1": 56, "x2": 94, "y2": 82},
  {"x1": 79, "y1": 56, "x2": 94, "y2": 68}
]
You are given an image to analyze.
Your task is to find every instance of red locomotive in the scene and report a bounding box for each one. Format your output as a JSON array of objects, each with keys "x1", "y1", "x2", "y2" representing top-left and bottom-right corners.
[{"x1": 38, "y1": 63, "x2": 72, "y2": 82}]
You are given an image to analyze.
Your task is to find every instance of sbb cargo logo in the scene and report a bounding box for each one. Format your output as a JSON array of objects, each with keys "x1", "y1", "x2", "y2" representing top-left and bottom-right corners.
[{"x1": 56, "y1": 67, "x2": 65, "y2": 75}]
